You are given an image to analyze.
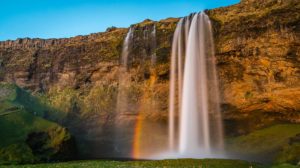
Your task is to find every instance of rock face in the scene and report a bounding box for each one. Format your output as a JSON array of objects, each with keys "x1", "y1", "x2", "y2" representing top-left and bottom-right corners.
[
  {"x1": 0, "y1": 0, "x2": 299, "y2": 160},
  {"x1": 0, "y1": 30, "x2": 126, "y2": 91},
  {"x1": 208, "y1": 0, "x2": 300, "y2": 134},
  {"x1": 0, "y1": 18, "x2": 178, "y2": 158}
]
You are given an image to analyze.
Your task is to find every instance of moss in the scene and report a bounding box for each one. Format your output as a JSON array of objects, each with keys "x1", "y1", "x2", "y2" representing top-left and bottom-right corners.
[
  {"x1": 46, "y1": 87, "x2": 79, "y2": 120},
  {"x1": 271, "y1": 164, "x2": 299, "y2": 168},
  {"x1": 14, "y1": 87, "x2": 48, "y2": 117},
  {"x1": 48, "y1": 127, "x2": 71, "y2": 147},
  {"x1": 0, "y1": 111, "x2": 57, "y2": 163},
  {"x1": 0, "y1": 83, "x2": 18, "y2": 101},
  {"x1": 227, "y1": 124, "x2": 300, "y2": 163},
  {"x1": 0, "y1": 111, "x2": 56, "y2": 148},
  {"x1": 276, "y1": 134, "x2": 300, "y2": 165},
  {"x1": 0, "y1": 83, "x2": 52, "y2": 118},
  {"x1": 0, "y1": 83, "x2": 75, "y2": 164},
  {"x1": 0, "y1": 144, "x2": 36, "y2": 165},
  {"x1": 276, "y1": 143, "x2": 300, "y2": 165},
  {"x1": 0, "y1": 111, "x2": 75, "y2": 164},
  {"x1": 81, "y1": 85, "x2": 117, "y2": 117},
  {"x1": 25, "y1": 128, "x2": 75, "y2": 162}
]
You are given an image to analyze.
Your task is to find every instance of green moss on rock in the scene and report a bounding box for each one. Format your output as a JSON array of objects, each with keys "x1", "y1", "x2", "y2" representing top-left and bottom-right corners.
[{"x1": 0, "y1": 84, "x2": 76, "y2": 164}]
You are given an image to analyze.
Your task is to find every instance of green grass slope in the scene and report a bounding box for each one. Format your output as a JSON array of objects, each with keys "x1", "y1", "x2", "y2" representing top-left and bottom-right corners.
[
  {"x1": 0, "y1": 83, "x2": 74, "y2": 164},
  {"x1": 227, "y1": 124, "x2": 300, "y2": 164}
]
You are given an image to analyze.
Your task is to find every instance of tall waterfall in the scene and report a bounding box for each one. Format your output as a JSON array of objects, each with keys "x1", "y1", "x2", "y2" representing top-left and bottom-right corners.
[{"x1": 169, "y1": 12, "x2": 224, "y2": 157}]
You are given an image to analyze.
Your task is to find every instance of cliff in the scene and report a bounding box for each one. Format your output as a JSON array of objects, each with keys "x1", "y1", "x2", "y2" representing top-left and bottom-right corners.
[
  {"x1": 0, "y1": 17, "x2": 179, "y2": 159},
  {"x1": 208, "y1": 0, "x2": 300, "y2": 133},
  {"x1": 0, "y1": 0, "x2": 299, "y2": 163}
]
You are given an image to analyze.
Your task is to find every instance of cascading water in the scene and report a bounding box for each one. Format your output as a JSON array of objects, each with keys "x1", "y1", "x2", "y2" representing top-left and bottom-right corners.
[
  {"x1": 114, "y1": 27, "x2": 135, "y2": 157},
  {"x1": 169, "y1": 14, "x2": 194, "y2": 151},
  {"x1": 116, "y1": 27, "x2": 134, "y2": 117},
  {"x1": 117, "y1": 24, "x2": 157, "y2": 118},
  {"x1": 150, "y1": 25, "x2": 157, "y2": 65},
  {"x1": 168, "y1": 12, "x2": 224, "y2": 157},
  {"x1": 115, "y1": 24, "x2": 159, "y2": 158}
]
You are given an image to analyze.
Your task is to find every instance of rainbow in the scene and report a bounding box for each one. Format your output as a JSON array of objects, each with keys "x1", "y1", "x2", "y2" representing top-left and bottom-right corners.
[
  {"x1": 132, "y1": 114, "x2": 143, "y2": 158},
  {"x1": 132, "y1": 74, "x2": 157, "y2": 159}
]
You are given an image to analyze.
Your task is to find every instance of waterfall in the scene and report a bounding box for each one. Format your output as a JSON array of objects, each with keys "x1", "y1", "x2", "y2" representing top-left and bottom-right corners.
[
  {"x1": 169, "y1": 14, "x2": 194, "y2": 151},
  {"x1": 117, "y1": 24, "x2": 157, "y2": 118},
  {"x1": 115, "y1": 23, "x2": 158, "y2": 158},
  {"x1": 150, "y1": 25, "x2": 157, "y2": 65},
  {"x1": 169, "y1": 12, "x2": 224, "y2": 157},
  {"x1": 122, "y1": 27, "x2": 134, "y2": 70},
  {"x1": 116, "y1": 27, "x2": 134, "y2": 116},
  {"x1": 113, "y1": 27, "x2": 135, "y2": 157}
]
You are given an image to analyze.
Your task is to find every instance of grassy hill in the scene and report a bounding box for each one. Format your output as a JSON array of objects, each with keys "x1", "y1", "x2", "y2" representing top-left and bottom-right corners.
[
  {"x1": 228, "y1": 124, "x2": 300, "y2": 164},
  {"x1": 0, "y1": 83, "x2": 75, "y2": 164}
]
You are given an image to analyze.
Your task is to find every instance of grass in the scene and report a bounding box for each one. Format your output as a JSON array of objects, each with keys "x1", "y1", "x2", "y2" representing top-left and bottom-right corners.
[
  {"x1": 0, "y1": 83, "x2": 48, "y2": 118},
  {"x1": 227, "y1": 124, "x2": 300, "y2": 155},
  {"x1": 271, "y1": 164, "x2": 300, "y2": 168},
  {"x1": 0, "y1": 111, "x2": 58, "y2": 148},
  {"x1": 0, "y1": 109, "x2": 67, "y2": 164},
  {"x1": 0, "y1": 83, "x2": 60, "y2": 148},
  {"x1": 0, "y1": 83, "x2": 73, "y2": 164},
  {"x1": 227, "y1": 124, "x2": 300, "y2": 164},
  {"x1": 1, "y1": 159, "x2": 267, "y2": 168}
]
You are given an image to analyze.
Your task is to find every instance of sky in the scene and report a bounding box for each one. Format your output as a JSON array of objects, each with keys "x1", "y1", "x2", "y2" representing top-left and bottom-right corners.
[{"x1": 0, "y1": 0, "x2": 240, "y2": 41}]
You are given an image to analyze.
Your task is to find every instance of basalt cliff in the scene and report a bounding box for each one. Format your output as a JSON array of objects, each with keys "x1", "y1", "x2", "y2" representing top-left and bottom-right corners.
[{"x1": 0, "y1": 0, "x2": 299, "y2": 164}]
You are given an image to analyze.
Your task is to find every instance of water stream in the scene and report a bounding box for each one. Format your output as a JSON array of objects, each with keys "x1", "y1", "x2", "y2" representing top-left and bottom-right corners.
[{"x1": 169, "y1": 12, "x2": 224, "y2": 157}]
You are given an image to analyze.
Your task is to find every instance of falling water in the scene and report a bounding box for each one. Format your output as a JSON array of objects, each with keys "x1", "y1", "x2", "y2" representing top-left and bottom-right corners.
[
  {"x1": 169, "y1": 14, "x2": 194, "y2": 151},
  {"x1": 117, "y1": 24, "x2": 157, "y2": 118},
  {"x1": 116, "y1": 27, "x2": 134, "y2": 116},
  {"x1": 169, "y1": 12, "x2": 224, "y2": 157},
  {"x1": 114, "y1": 27, "x2": 135, "y2": 157},
  {"x1": 122, "y1": 27, "x2": 134, "y2": 70},
  {"x1": 150, "y1": 25, "x2": 157, "y2": 65},
  {"x1": 115, "y1": 24, "x2": 159, "y2": 158}
]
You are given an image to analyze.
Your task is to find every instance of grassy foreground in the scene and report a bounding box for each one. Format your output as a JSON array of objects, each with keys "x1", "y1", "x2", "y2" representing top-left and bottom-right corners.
[
  {"x1": 1, "y1": 159, "x2": 298, "y2": 168},
  {"x1": 227, "y1": 124, "x2": 300, "y2": 164}
]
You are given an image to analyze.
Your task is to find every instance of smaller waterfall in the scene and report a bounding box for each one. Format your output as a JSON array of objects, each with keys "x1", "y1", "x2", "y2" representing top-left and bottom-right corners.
[
  {"x1": 150, "y1": 25, "x2": 157, "y2": 65},
  {"x1": 122, "y1": 27, "x2": 134, "y2": 70},
  {"x1": 168, "y1": 12, "x2": 224, "y2": 158},
  {"x1": 132, "y1": 24, "x2": 161, "y2": 159},
  {"x1": 114, "y1": 27, "x2": 135, "y2": 157},
  {"x1": 116, "y1": 27, "x2": 134, "y2": 116},
  {"x1": 117, "y1": 24, "x2": 157, "y2": 117},
  {"x1": 115, "y1": 23, "x2": 159, "y2": 158}
]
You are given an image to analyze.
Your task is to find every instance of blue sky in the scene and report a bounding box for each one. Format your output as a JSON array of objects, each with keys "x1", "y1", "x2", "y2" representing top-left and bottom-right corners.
[{"x1": 0, "y1": 0, "x2": 240, "y2": 41}]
